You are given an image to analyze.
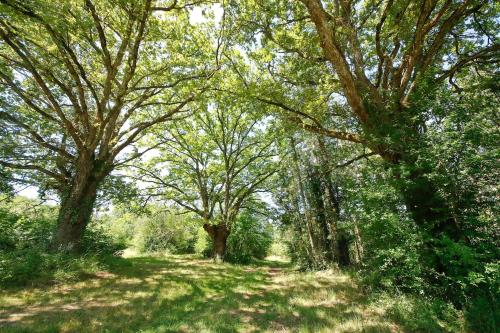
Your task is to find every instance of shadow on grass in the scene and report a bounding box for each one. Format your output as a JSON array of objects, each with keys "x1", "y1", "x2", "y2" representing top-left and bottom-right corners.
[{"x1": 0, "y1": 255, "x2": 396, "y2": 332}]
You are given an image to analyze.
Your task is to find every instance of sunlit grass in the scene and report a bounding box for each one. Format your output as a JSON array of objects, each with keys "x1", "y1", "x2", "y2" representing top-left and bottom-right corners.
[{"x1": 0, "y1": 254, "x2": 403, "y2": 332}]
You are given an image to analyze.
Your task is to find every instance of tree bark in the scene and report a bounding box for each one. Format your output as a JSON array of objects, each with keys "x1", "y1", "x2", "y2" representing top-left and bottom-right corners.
[
  {"x1": 51, "y1": 155, "x2": 107, "y2": 252},
  {"x1": 337, "y1": 232, "x2": 351, "y2": 267},
  {"x1": 290, "y1": 138, "x2": 319, "y2": 266},
  {"x1": 315, "y1": 137, "x2": 352, "y2": 267},
  {"x1": 308, "y1": 165, "x2": 335, "y2": 264},
  {"x1": 203, "y1": 223, "x2": 230, "y2": 262},
  {"x1": 353, "y1": 220, "x2": 364, "y2": 265},
  {"x1": 52, "y1": 180, "x2": 99, "y2": 252}
]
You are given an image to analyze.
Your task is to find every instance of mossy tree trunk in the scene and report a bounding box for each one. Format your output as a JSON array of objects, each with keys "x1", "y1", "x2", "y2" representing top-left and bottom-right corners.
[{"x1": 51, "y1": 155, "x2": 108, "y2": 253}]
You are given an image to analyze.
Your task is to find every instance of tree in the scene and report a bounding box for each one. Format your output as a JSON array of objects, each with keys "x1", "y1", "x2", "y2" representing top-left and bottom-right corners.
[
  {"x1": 0, "y1": 0, "x2": 215, "y2": 251},
  {"x1": 135, "y1": 95, "x2": 277, "y2": 261},
  {"x1": 226, "y1": 0, "x2": 498, "y2": 270},
  {"x1": 275, "y1": 132, "x2": 357, "y2": 269}
]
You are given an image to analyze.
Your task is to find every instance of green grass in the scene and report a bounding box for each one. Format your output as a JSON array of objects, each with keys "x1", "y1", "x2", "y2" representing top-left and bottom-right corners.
[{"x1": 0, "y1": 254, "x2": 456, "y2": 332}]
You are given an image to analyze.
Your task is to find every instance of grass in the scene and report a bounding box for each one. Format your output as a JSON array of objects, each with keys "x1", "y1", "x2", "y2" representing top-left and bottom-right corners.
[{"x1": 0, "y1": 254, "x2": 445, "y2": 332}]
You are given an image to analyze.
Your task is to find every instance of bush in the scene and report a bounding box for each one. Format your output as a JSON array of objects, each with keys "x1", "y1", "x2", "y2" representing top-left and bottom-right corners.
[
  {"x1": 386, "y1": 295, "x2": 465, "y2": 333},
  {"x1": 225, "y1": 212, "x2": 273, "y2": 264},
  {"x1": 0, "y1": 208, "x2": 18, "y2": 250},
  {"x1": 194, "y1": 227, "x2": 212, "y2": 257},
  {"x1": 0, "y1": 249, "x2": 111, "y2": 286},
  {"x1": 267, "y1": 237, "x2": 289, "y2": 259},
  {"x1": 0, "y1": 197, "x2": 126, "y2": 287},
  {"x1": 464, "y1": 262, "x2": 499, "y2": 333},
  {"x1": 352, "y1": 180, "x2": 425, "y2": 293},
  {"x1": 133, "y1": 211, "x2": 199, "y2": 254},
  {"x1": 0, "y1": 200, "x2": 56, "y2": 250},
  {"x1": 194, "y1": 213, "x2": 273, "y2": 264},
  {"x1": 83, "y1": 223, "x2": 127, "y2": 255},
  {"x1": 466, "y1": 293, "x2": 499, "y2": 333},
  {"x1": 94, "y1": 208, "x2": 140, "y2": 247}
]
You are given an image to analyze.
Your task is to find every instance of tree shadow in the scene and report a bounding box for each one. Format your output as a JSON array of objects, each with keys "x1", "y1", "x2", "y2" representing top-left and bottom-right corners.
[{"x1": 0, "y1": 255, "x2": 397, "y2": 332}]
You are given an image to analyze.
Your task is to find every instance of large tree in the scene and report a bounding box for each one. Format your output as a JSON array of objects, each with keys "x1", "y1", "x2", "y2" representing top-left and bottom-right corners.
[
  {"x1": 227, "y1": 0, "x2": 498, "y2": 263},
  {"x1": 134, "y1": 96, "x2": 277, "y2": 261},
  {"x1": 0, "y1": 0, "x2": 216, "y2": 251}
]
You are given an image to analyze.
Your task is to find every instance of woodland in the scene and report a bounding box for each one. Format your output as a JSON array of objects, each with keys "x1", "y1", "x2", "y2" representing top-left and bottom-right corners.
[{"x1": 0, "y1": 0, "x2": 498, "y2": 332}]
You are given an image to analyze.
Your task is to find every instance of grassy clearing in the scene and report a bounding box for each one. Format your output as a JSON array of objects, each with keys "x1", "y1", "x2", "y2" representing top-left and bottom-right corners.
[{"x1": 0, "y1": 254, "x2": 449, "y2": 333}]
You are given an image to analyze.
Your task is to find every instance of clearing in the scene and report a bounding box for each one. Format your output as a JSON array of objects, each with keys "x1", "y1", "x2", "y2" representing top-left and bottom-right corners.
[{"x1": 0, "y1": 255, "x2": 401, "y2": 333}]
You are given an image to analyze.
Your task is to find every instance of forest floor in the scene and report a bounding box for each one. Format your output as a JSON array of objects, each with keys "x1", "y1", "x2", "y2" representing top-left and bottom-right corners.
[{"x1": 0, "y1": 254, "x2": 404, "y2": 333}]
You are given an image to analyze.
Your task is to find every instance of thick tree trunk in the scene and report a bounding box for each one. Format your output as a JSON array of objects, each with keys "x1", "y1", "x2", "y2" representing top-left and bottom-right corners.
[
  {"x1": 52, "y1": 180, "x2": 99, "y2": 252},
  {"x1": 51, "y1": 155, "x2": 106, "y2": 252},
  {"x1": 203, "y1": 223, "x2": 230, "y2": 262}
]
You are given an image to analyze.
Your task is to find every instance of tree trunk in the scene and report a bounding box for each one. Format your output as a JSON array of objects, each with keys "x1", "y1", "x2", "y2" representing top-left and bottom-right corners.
[
  {"x1": 337, "y1": 232, "x2": 351, "y2": 267},
  {"x1": 353, "y1": 220, "x2": 364, "y2": 264},
  {"x1": 203, "y1": 223, "x2": 230, "y2": 262},
  {"x1": 51, "y1": 155, "x2": 106, "y2": 252},
  {"x1": 315, "y1": 137, "x2": 350, "y2": 267},
  {"x1": 308, "y1": 166, "x2": 334, "y2": 264},
  {"x1": 290, "y1": 137, "x2": 320, "y2": 267},
  {"x1": 52, "y1": 181, "x2": 99, "y2": 252}
]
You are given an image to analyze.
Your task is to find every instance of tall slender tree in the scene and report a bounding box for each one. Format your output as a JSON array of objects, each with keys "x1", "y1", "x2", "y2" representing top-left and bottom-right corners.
[{"x1": 226, "y1": 0, "x2": 498, "y2": 265}]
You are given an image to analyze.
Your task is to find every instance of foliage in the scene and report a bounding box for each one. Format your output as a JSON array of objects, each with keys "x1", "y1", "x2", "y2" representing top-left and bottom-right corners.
[
  {"x1": 0, "y1": 197, "x2": 58, "y2": 250},
  {"x1": 345, "y1": 169, "x2": 425, "y2": 293},
  {"x1": 138, "y1": 95, "x2": 277, "y2": 222},
  {"x1": 0, "y1": 0, "x2": 216, "y2": 249},
  {"x1": 465, "y1": 278, "x2": 500, "y2": 333},
  {"x1": 96, "y1": 205, "x2": 202, "y2": 255},
  {"x1": 225, "y1": 212, "x2": 273, "y2": 264},
  {"x1": 385, "y1": 294, "x2": 465, "y2": 333},
  {"x1": 194, "y1": 226, "x2": 212, "y2": 257},
  {"x1": 0, "y1": 197, "x2": 125, "y2": 287},
  {"x1": 196, "y1": 212, "x2": 273, "y2": 264},
  {"x1": 135, "y1": 93, "x2": 277, "y2": 259},
  {"x1": 133, "y1": 211, "x2": 200, "y2": 254},
  {"x1": 0, "y1": 0, "x2": 497, "y2": 330},
  {"x1": 267, "y1": 235, "x2": 289, "y2": 259}
]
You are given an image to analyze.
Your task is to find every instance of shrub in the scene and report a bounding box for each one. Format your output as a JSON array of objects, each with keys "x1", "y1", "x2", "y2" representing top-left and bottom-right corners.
[
  {"x1": 225, "y1": 212, "x2": 273, "y2": 264},
  {"x1": 0, "y1": 197, "x2": 127, "y2": 287},
  {"x1": 0, "y1": 249, "x2": 110, "y2": 287},
  {"x1": 387, "y1": 295, "x2": 465, "y2": 333},
  {"x1": 267, "y1": 237, "x2": 289, "y2": 259},
  {"x1": 194, "y1": 227, "x2": 212, "y2": 257},
  {"x1": 466, "y1": 293, "x2": 499, "y2": 333},
  {"x1": 0, "y1": 208, "x2": 18, "y2": 250},
  {"x1": 464, "y1": 262, "x2": 499, "y2": 333},
  {"x1": 355, "y1": 186, "x2": 425, "y2": 293},
  {"x1": 0, "y1": 200, "x2": 56, "y2": 251},
  {"x1": 133, "y1": 211, "x2": 199, "y2": 254},
  {"x1": 0, "y1": 248, "x2": 43, "y2": 286},
  {"x1": 82, "y1": 223, "x2": 127, "y2": 255}
]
